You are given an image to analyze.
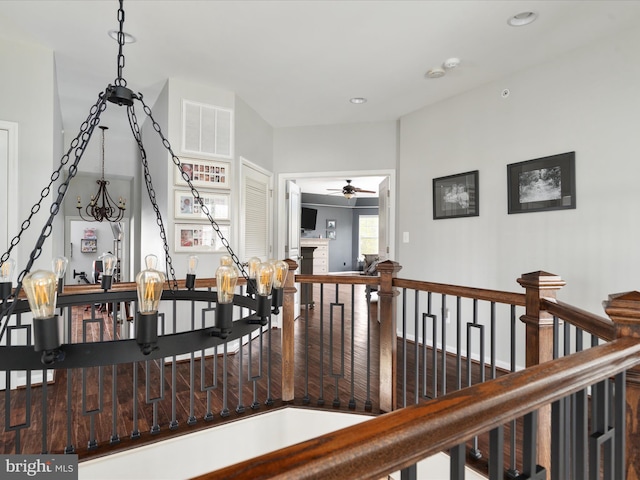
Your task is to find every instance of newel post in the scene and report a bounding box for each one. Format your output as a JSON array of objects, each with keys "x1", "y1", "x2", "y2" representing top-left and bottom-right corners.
[
  {"x1": 377, "y1": 260, "x2": 402, "y2": 413},
  {"x1": 604, "y1": 291, "x2": 640, "y2": 480},
  {"x1": 281, "y1": 259, "x2": 298, "y2": 402},
  {"x1": 517, "y1": 271, "x2": 566, "y2": 471}
]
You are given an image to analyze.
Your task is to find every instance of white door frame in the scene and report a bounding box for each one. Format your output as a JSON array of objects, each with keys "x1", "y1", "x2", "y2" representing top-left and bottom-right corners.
[{"x1": 276, "y1": 169, "x2": 396, "y2": 263}]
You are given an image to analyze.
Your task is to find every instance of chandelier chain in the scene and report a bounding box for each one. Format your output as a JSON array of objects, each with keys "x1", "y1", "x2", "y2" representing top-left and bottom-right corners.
[
  {"x1": 127, "y1": 102, "x2": 178, "y2": 292},
  {"x1": 136, "y1": 95, "x2": 252, "y2": 287},
  {"x1": 115, "y1": 0, "x2": 127, "y2": 87},
  {"x1": 0, "y1": 90, "x2": 109, "y2": 336}
]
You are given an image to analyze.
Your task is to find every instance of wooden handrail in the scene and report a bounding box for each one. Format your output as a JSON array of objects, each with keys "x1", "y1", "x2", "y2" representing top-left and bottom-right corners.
[
  {"x1": 393, "y1": 278, "x2": 525, "y2": 306},
  {"x1": 295, "y1": 273, "x2": 379, "y2": 287},
  {"x1": 294, "y1": 274, "x2": 525, "y2": 306},
  {"x1": 192, "y1": 337, "x2": 640, "y2": 480},
  {"x1": 541, "y1": 297, "x2": 615, "y2": 341}
]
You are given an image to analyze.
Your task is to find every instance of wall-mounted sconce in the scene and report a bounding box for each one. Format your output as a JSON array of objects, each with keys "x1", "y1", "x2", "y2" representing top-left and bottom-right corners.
[
  {"x1": 52, "y1": 256, "x2": 69, "y2": 294},
  {"x1": 185, "y1": 255, "x2": 198, "y2": 290},
  {"x1": 135, "y1": 264, "x2": 165, "y2": 355},
  {"x1": 213, "y1": 262, "x2": 238, "y2": 338},
  {"x1": 23, "y1": 270, "x2": 64, "y2": 365}
]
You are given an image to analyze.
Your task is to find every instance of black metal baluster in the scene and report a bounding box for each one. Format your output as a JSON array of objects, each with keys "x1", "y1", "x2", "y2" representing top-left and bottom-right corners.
[
  {"x1": 318, "y1": 284, "x2": 325, "y2": 406},
  {"x1": 349, "y1": 285, "x2": 356, "y2": 409},
  {"x1": 401, "y1": 288, "x2": 408, "y2": 408},
  {"x1": 614, "y1": 372, "x2": 626, "y2": 480},
  {"x1": 551, "y1": 398, "x2": 566, "y2": 480},
  {"x1": 489, "y1": 426, "x2": 504, "y2": 479},
  {"x1": 329, "y1": 284, "x2": 345, "y2": 407},
  {"x1": 414, "y1": 290, "x2": 420, "y2": 405},
  {"x1": 456, "y1": 296, "x2": 462, "y2": 391},
  {"x1": 303, "y1": 297, "x2": 310, "y2": 404},
  {"x1": 522, "y1": 411, "x2": 546, "y2": 480},
  {"x1": 170, "y1": 299, "x2": 178, "y2": 429},
  {"x1": 450, "y1": 443, "x2": 466, "y2": 480},
  {"x1": 506, "y1": 305, "x2": 519, "y2": 478},
  {"x1": 187, "y1": 299, "x2": 197, "y2": 425},
  {"x1": 364, "y1": 283, "x2": 372, "y2": 411},
  {"x1": 467, "y1": 299, "x2": 483, "y2": 459},
  {"x1": 441, "y1": 293, "x2": 447, "y2": 395}
]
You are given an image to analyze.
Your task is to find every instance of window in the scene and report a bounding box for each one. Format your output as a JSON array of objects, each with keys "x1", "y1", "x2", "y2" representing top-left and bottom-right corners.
[{"x1": 358, "y1": 215, "x2": 378, "y2": 256}]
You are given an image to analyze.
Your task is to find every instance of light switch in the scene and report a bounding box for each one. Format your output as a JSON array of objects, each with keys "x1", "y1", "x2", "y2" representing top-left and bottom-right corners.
[{"x1": 402, "y1": 231, "x2": 410, "y2": 243}]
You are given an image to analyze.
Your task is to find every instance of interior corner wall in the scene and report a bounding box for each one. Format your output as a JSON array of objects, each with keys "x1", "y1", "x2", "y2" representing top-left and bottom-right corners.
[
  {"x1": 0, "y1": 37, "x2": 56, "y2": 271},
  {"x1": 140, "y1": 80, "x2": 171, "y2": 272},
  {"x1": 397, "y1": 26, "x2": 640, "y2": 316},
  {"x1": 235, "y1": 95, "x2": 274, "y2": 172}
]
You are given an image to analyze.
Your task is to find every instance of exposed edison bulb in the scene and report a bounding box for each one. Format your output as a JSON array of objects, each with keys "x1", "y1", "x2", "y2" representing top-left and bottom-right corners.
[
  {"x1": 0, "y1": 258, "x2": 16, "y2": 282},
  {"x1": 247, "y1": 257, "x2": 261, "y2": 279},
  {"x1": 136, "y1": 268, "x2": 166, "y2": 314},
  {"x1": 216, "y1": 264, "x2": 238, "y2": 304},
  {"x1": 23, "y1": 270, "x2": 58, "y2": 318},
  {"x1": 101, "y1": 253, "x2": 117, "y2": 276},
  {"x1": 145, "y1": 254, "x2": 158, "y2": 270},
  {"x1": 52, "y1": 256, "x2": 69, "y2": 279},
  {"x1": 256, "y1": 262, "x2": 274, "y2": 296},
  {"x1": 272, "y1": 260, "x2": 289, "y2": 289},
  {"x1": 187, "y1": 255, "x2": 199, "y2": 275},
  {"x1": 220, "y1": 255, "x2": 232, "y2": 266}
]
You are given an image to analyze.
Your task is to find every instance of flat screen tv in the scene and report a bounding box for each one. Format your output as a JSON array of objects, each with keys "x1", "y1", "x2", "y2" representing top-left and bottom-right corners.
[{"x1": 301, "y1": 207, "x2": 317, "y2": 230}]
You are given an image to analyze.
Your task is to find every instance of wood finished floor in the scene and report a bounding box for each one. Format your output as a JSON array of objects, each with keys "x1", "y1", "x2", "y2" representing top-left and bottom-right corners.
[{"x1": 1, "y1": 284, "x2": 518, "y2": 477}]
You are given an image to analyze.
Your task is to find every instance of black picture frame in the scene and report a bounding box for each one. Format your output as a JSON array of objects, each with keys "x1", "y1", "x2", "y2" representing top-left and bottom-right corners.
[
  {"x1": 507, "y1": 152, "x2": 575, "y2": 214},
  {"x1": 433, "y1": 170, "x2": 479, "y2": 220}
]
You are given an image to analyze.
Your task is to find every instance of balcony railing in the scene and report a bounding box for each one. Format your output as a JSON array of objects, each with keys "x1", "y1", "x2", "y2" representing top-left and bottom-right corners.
[{"x1": 1, "y1": 262, "x2": 639, "y2": 480}]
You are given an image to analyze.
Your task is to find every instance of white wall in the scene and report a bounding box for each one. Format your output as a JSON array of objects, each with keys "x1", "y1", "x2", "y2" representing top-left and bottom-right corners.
[
  {"x1": 0, "y1": 37, "x2": 57, "y2": 272},
  {"x1": 274, "y1": 121, "x2": 397, "y2": 174},
  {"x1": 398, "y1": 26, "x2": 640, "y2": 319}
]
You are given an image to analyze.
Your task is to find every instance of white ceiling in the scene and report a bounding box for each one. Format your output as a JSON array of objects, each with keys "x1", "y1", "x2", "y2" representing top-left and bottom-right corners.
[{"x1": 2, "y1": 1, "x2": 640, "y2": 196}]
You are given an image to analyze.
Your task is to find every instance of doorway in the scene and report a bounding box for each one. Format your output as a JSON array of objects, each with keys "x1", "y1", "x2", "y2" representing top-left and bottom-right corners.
[
  {"x1": 64, "y1": 218, "x2": 129, "y2": 286},
  {"x1": 276, "y1": 170, "x2": 395, "y2": 268}
]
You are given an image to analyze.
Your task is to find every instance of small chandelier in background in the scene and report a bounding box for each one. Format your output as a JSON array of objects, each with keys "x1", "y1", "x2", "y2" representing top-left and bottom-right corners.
[{"x1": 77, "y1": 126, "x2": 126, "y2": 222}]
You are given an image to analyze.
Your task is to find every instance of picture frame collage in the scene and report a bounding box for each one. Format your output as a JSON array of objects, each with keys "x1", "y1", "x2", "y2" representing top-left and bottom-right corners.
[
  {"x1": 432, "y1": 151, "x2": 576, "y2": 220},
  {"x1": 174, "y1": 157, "x2": 231, "y2": 253}
]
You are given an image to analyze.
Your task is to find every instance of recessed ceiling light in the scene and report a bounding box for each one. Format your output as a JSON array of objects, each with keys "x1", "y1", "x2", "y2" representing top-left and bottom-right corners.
[
  {"x1": 350, "y1": 97, "x2": 367, "y2": 104},
  {"x1": 425, "y1": 67, "x2": 446, "y2": 79},
  {"x1": 108, "y1": 29, "x2": 136, "y2": 43},
  {"x1": 507, "y1": 11, "x2": 538, "y2": 27}
]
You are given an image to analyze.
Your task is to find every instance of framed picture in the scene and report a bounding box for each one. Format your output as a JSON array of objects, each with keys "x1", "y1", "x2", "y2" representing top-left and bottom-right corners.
[
  {"x1": 174, "y1": 223, "x2": 230, "y2": 253},
  {"x1": 507, "y1": 152, "x2": 576, "y2": 214},
  {"x1": 174, "y1": 190, "x2": 230, "y2": 220},
  {"x1": 326, "y1": 219, "x2": 336, "y2": 229},
  {"x1": 433, "y1": 170, "x2": 479, "y2": 219},
  {"x1": 327, "y1": 230, "x2": 336, "y2": 240},
  {"x1": 80, "y1": 239, "x2": 97, "y2": 253},
  {"x1": 174, "y1": 158, "x2": 230, "y2": 189}
]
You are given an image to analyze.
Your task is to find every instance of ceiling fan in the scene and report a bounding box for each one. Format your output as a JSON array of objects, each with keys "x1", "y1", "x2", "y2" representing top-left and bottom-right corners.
[{"x1": 328, "y1": 179, "x2": 376, "y2": 199}]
